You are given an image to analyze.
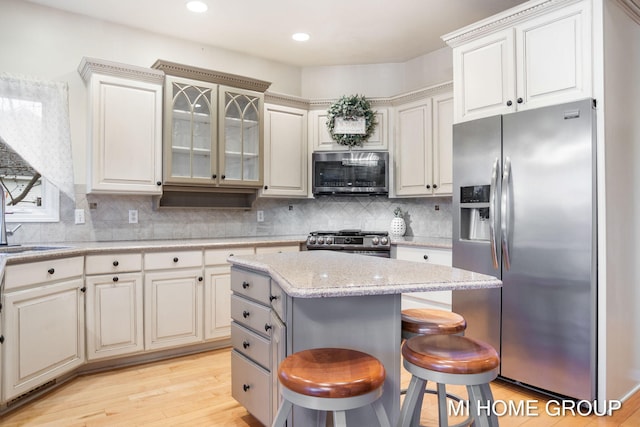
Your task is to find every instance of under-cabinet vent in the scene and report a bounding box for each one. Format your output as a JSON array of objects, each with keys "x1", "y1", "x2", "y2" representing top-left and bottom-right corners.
[{"x1": 6, "y1": 379, "x2": 57, "y2": 407}]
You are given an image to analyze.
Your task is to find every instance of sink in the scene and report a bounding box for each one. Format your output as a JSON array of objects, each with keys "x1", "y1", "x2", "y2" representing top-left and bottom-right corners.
[{"x1": 0, "y1": 245, "x2": 69, "y2": 254}]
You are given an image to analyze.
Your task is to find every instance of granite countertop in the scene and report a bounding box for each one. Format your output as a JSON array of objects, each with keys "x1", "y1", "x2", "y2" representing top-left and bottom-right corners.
[{"x1": 227, "y1": 251, "x2": 500, "y2": 298}]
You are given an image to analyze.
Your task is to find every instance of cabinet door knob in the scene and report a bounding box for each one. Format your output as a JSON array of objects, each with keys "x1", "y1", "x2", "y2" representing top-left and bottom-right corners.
[
  {"x1": 264, "y1": 324, "x2": 272, "y2": 332},
  {"x1": 80, "y1": 286, "x2": 87, "y2": 293},
  {"x1": 269, "y1": 295, "x2": 278, "y2": 302},
  {"x1": 0, "y1": 335, "x2": 4, "y2": 344},
  {"x1": 433, "y1": 184, "x2": 438, "y2": 189},
  {"x1": 264, "y1": 185, "x2": 268, "y2": 190},
  {"x1": 517, "y1": 97, "x2": 523, "y2": 104},
  {"x1": 113, "y1": 260, "x2": 119, "y2": 267},
  {"x1": 242, "y1": 281, "x2": 250, "y2": 289},
  {"x1": 198, "y1": 276, "x2": 203, "y2": 282},
  {"x1": 423, "y1": 254, "x2": 429, "y2": 260},
  {"x1": 156, "y1": 181, "x2": 162, "y2": 186},
  {"x1": 47, "y1": 268, "x2": 55, "y2": 275},
  {"x1": 243, "y1": 340, "x2": 250, "y2": 349},
  {"x1": 173, "y1": 257, "x2": 179, "y2": 263},
  {"x1": 506, "y1": 100, "x2": 513, "y2": 106},
  {"x1": 243, "y1": 384, "x2": 251, "y2": 392},
  {"x1": 212, "y1": 174, "x2": 217, "y2": 179},
  {"x1": 221, "y1": 175, "x2": 226, "y2": 180},
  {"x1": 426, "y1": 185, "x2": 431, "y2": 189},
  {"x1": 113, "y1": 277, "x2": 119, "y2": 282},
  {"x1": 243, "y1": 310, "x2": 250, "y2": 318}
]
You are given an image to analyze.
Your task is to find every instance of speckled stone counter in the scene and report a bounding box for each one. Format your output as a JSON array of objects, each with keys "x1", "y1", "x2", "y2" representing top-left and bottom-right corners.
[{"x1": 227, "y1": 250, "x2": 499, "y2": 298}]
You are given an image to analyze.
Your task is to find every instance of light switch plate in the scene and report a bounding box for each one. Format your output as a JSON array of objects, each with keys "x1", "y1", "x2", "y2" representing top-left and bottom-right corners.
[{"x1": 74, "y1": 209, "x2": 85, "y2": 224}]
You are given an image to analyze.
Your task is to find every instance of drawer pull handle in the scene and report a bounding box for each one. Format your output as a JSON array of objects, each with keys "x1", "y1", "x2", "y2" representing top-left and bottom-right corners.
[
  {"x1": 113, "y1": 260, "x2": 119, "y2": 267},
  {"x1": 47, "y1": 268, "x2": 55, "y2": 275},
  {"x1": 264, "y1": 324, "x2": 272, "y2": 332},
  {"x1": 173, "y1": 257, "x2": 179, "y2": 263},
  {"x1": 242, "y1": 281, "x2": 250, "y2": 289},
  {"x1": 113, "y1": 277, "x2": 119, "y2": 282},
  {"x1": 269, "y1": 295, "x2": 278, "y2": 302},
  {"x1": 243, "y1": 384, "x2": 250, "y2": 392},
  {"x1": 243, "y1": 341, "x2": 250, "y2": 349},
  {"x1": 243, "y1": 311, "x2": 250, "y2": 318}
]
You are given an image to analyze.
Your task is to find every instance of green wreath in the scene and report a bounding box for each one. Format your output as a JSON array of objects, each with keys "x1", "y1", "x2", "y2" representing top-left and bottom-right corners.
[{"x1": 326, "y1": 95, "x2": 377, "y2": 147}]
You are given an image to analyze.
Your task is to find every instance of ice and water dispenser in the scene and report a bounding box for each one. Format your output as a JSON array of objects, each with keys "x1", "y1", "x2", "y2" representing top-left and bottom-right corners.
[{"x1": 459, "y1": 185, "x2": 491, "y2": 241}]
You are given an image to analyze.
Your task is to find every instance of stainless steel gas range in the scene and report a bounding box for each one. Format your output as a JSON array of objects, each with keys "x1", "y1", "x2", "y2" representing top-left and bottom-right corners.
[{"x1": 306, "y1": 229, "x2": 391, "y2": 257}]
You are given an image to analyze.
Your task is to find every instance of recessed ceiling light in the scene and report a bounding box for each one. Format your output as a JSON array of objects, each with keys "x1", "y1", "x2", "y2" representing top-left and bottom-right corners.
[
  {"x1": 292, "y1": 33, "x2": 310, "y2": 42},
  {"x1": 186, "y1": 1, "x2": 208, "y2": 13}
]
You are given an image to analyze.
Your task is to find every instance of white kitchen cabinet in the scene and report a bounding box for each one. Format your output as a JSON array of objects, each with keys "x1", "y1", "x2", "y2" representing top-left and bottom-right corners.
[
  {"x1": 309, "y1": 108, "x2": 388, "y2": 151},
  {"x1": 144, "y1": 250, "x2": 204, "y2": 351},
  {"x1": 394, "y1": 89, "x2": 453, "y2": 197},
  {"x1": 204, "y1": 246, "x2": 255, "y2": 341},
  {"x1": 78, "y1": 57, "x2": 164, "y2": 195},
  {"x1": 255, "y1": 244, "x2": 300, "y2": 254},
  {"x1": 261, "y1": 103, "x2": 308, "y2": 198},
  {"x1": 392, "y1": 245, "x2": 452, "y2": 310},
  {"x1": 85, "y1": 253, "x2": 144, "y2": 360},
  {"x1": 2, "y1": 257, "x2": 85, "y2": 401},
  {"x1": 446, "y1": 0, "x2": 591, "y2": 123}
]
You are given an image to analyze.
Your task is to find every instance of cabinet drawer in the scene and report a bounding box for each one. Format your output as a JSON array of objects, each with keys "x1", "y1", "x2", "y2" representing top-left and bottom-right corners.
[
  {"x1": 270, "y1": 282, "x2": 286, "y2": 322},
  {"x1": 4, "y1": 257, "x2": 84, "y2": 291},
  {"x1": 231, "y1": 350, "x2": 271, "y2": 427},
  {"x1": 255, "y1": 244, "x2": 299, "y2": 254},
  {"x1": 85, "y1": 253, "x2": 142, "y2": 275},
  {"x1": 231, "y1": 268, "x2": 271, "y2": 305},
  {"x1": 231, "y1": 321, "x2": 270, "y2": 369},
  {"x1": 394, "y1": 246, "x2": 452, "y2": 266},
  {"x1": 144, "y1": 250, "x2": 202, "y2": 270},
  {"x1": 231, "y1": 295, "x2": 272, "y2": 337},
  {"x1": 205, "y1": 246, "x2": 254, "y2": 266}
]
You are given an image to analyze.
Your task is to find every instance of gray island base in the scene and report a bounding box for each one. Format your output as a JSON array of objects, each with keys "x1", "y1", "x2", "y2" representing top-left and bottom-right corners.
[{"x1": 227, "y1": 251, "x2": 501, "y2": 426}]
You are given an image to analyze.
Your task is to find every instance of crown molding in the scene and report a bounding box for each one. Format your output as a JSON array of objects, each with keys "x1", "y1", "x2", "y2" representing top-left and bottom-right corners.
[
  {"x1": 264, "y1": 92, "x2": 311, "y2": 109},
  {"x1": 78, "y1": 57, "x2": 165, "y2": 84},
  {"x1": 441, "y1": 0, "x2": 584, "y2": 48},
  {"x1": 152, "y1": 59, "x2": 271, "y2": 93},
  {"x1": 615, "y1": 0, "x2": 640, "y2": 24},
  {"x1": 389, "y1": 81, "x2": 454, "y2": 105}
]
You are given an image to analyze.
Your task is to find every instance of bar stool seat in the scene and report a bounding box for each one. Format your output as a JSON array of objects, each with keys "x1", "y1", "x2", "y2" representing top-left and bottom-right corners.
[
  {"x1": 272, "y1": 347, "x2": 390, "y2": 427},
  {"x1": 401, "y1": 308, "x2": 467, "y2": 339},
  {"x1": 399, "y1": 335, "x2": 500, "y2": 427}
]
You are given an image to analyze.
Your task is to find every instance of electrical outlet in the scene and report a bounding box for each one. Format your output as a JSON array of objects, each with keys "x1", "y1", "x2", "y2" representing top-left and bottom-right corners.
[
  {"x1": 74, "y1": 209, "x2": 85, "y2": 224},
  {"x1": 128, "y1": 209, "x2": 138, "y2": 224},
  {"x1": 257, "y1": 210, "x2": 264, "y2": 222}
]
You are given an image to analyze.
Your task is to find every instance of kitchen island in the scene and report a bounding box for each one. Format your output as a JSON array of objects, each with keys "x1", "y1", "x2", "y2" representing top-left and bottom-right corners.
[{"x1": 227, "y1": 250, "x2": 501, "y2": 426}]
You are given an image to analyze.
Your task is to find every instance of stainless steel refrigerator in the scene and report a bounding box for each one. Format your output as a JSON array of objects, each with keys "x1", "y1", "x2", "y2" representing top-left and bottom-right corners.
[{"x1": 452, "y1": 98, "x2": 597, "y2": 401}]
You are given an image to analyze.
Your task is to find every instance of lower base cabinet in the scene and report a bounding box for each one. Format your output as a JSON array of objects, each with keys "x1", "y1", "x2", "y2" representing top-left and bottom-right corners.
[
  {"x1": 144, "y1": 269, "x2": 204, "y2": 351},
  {"x1": 3, "y1": 278, "x2": 85, "y2": 401},
  {"x1": 85, "y1": 273, "x2": 144, "y2": 360}
]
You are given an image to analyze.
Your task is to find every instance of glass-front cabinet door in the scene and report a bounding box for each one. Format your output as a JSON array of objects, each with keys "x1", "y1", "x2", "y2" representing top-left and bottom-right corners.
[
  {"x1": 164, "y1": 76, "x2": 218, "y2": 185},
  {"x1": 218, "y1": 86, "x2": 263, "y2": 187}
]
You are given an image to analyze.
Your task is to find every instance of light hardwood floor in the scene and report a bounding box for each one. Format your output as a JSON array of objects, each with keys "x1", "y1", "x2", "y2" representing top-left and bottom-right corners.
[{"x1": 1, "y1": 347, "x2": 639, "y2": 426}]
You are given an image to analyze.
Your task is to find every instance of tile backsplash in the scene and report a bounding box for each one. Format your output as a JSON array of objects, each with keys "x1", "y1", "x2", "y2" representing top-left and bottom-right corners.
[{"x1": 11, "y1": 187, "x2": 452, "y2": 244}]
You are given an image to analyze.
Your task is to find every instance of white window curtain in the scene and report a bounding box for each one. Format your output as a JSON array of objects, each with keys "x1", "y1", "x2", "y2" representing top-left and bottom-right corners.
[{"x1": 0, "y1": 74, "x2": 75, "y2": 201}]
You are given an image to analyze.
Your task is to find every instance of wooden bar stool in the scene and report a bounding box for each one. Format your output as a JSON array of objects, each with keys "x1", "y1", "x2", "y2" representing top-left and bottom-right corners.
[
  {"x1": 399, "y1": 335, "x2": 500, "y2": 427},
  {"x1": 401, "y1": 308, "x2": 467, "y2": 340},
  {"x1": 272, "y1": 347, "x2": 390, "y2": 427},
  {"x1": 401, "y1": 308, "x2": 468, "y2": 426}
]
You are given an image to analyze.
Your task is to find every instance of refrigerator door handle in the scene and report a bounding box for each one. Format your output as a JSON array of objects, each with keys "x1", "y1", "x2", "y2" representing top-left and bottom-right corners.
[
  {"x1": 501, "y1": 156, "x2": 512, "y2": 270},
  {"x1": 489, "y1": 157, "x2": 500, "y2": 269}
]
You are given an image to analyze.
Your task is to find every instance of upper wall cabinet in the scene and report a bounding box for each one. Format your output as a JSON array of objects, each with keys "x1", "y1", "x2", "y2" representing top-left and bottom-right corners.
[
  {"x1": 153, "y1": 60, "x2": 270, "y2": 190},
  {"x1": 309, "y1": 106, "x2": 388, "y2": 151},
  {"x1": 443, "y1": 0, "x2": 592, "y2": 123},
  {"x1": 262, "y1": 94, "x2": 309, "y2": 198},
  {"x1": 393, "y1": 85, "x2": 453, "y2": 197},
  {"x1": 78, "y1": 58, "x2": 164, "y2": 195}
]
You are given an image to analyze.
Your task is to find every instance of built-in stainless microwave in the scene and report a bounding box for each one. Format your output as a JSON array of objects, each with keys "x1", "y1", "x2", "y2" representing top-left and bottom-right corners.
[{"x1": 312, "y1": 151, "x2": 389, "y2": 196}]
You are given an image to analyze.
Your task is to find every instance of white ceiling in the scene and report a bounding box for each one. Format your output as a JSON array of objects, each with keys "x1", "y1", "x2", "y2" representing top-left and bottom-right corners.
[{"x1": 24, "y1": 0, "x2": 528, "y2": 67}]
